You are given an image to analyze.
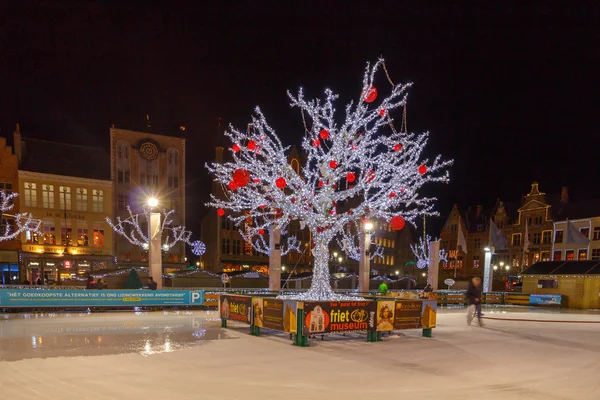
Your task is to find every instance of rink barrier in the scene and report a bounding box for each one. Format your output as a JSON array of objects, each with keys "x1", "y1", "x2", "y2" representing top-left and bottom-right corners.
[
  {"x1": 217, "y1": 294, "x2": 437, "y2": 347},
  {"x1": 435, "y1": 291, "x2": 556, "y2": 307}
]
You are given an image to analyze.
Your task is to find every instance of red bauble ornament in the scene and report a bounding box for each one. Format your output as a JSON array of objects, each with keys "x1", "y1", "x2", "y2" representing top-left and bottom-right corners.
[
  {"x1": 253, "y1": 179, "x2": 260, "y2": 183},
  {"x1": 318, "y1": 181, "x2": 324, "y2": 188},
  {"x1": 389, "y1": 192, "x2": 396, "y2": 198},
  {"x1": 393, "y1": 144, "x2": 402, "y2": 152},
  {"x1": 259, "y1": 205, "x2": 266, "y2": 209},
  {"x1": 363, "y1": 86, "x2": 378, "y2": 103},
  {"x1": 346, "y1": 172, "x2": 356, "y2": 182},
  {"x1": 232, "y1": 144, "x2": 240, "y2": 153},
  {"x1": 228, "y1": 181, "x2": 238, "y2": 190},
  {"x1": 258, "y1": 229, "x2": 265, "y2": 235},
  {"x1": 390, "y1": 215, "x2": 406, "y2": 231},
  {"x1": 247, "y1": 140, "x2": 256, "y2": 150},
  {"x1": 319, "y1": 129, "x2": 329, "y2": 140},
  {"x1": 312, "y1": 139, "x2": 320, "y2": 147},
  {"x1": 275, "y1": 177, "x2": 287, "y2": 189},
  {"x1": 330, "y1": 209, "x2": 336, "y2": 215},
  {"x1": 351, "y1": 144, "x2": 358, "y2": 151},
  {"x1": 233, "y1": 169, "x2": 251, "y2": 187},
  {"x1": 217, "y1": 208, "x2": 225, "y2": 217},
  {"x1": 379, "y1": 109, "x2": 387, "y2": 117},
  {"x1": 329, "y1": 160, "x2": 338, "y2": 169},
  {"x1": 418, "y1": 165, "x2": 427, "y2": 175}
]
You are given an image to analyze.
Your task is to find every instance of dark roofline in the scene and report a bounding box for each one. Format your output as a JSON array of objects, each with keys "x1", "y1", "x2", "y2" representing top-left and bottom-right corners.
[{"x1": 22, "y1": 137, "x2": 107, "y2": 151}]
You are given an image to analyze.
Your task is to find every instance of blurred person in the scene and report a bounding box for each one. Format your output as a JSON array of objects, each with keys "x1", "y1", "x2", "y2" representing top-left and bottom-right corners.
[{"x1": 466, "y1": 277, "x2": 483, "y2": 327}]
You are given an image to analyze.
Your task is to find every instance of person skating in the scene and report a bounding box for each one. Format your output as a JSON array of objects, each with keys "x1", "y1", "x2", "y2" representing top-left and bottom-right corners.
[
  {"x1": 466, "y1": 277, "x2": 483, "y2": 327},
  {"x1": 147, "y1": 277, "x2": 158, "y2": 290}
]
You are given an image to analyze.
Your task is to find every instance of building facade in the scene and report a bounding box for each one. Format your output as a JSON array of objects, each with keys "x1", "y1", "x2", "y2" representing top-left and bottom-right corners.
[
  {"x1": 109, "y1": 127, "x2": 186, "y2": 269},
  {"x1": 0, "y1": 131, "x2": 21, "y2": 283}
]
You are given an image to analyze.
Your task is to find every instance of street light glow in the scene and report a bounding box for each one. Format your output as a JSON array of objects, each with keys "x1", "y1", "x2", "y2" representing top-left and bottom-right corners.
[
  {"x1": 196, "y1": 261, "x2": 200, "y2": 266},
  {"x1": 500, "y1": 261, "x2": 505, "y2": 267},
  {"x1": 395, "y1": 270, "x2": 399, "y2": 275},
  {"x1": 505, "y1": 265, "x2": 510, "y2": 271},
  {"x1": 422, "y1": 272, "x2": 426, "y2": 277},
  {"x1": 338, "y1": 256, "x2": 343, "y2": 263},
  {"x1": 364, "y1": 221, "x2": 374, "y2": 231},
  {"x1": 484, "y1": 247, "x2": 491, "y2": 252},
  {"x1": 147, "y1": 197, "x2": 159, "y2": 207},
  {"x1": 493, "y1": 265, "x2": 498, "y2": 270},
  {"x1": 333, "y1": 251, "x2": 338, "y2": 257}
]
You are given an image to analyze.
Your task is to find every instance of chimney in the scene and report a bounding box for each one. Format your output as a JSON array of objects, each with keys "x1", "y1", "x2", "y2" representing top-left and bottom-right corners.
[
  {"x1": 561, "y1": 187, "x2": 569, "y2": 203},
  {"x1": 215, "y1": 146, "x2": 224, "y2": 163},
  {"x1": 476, "y1": 205, "x2": 483, "y2": 218},
  {"x1": 13, "y1": 123, "x2": 22, "y2": 166}
]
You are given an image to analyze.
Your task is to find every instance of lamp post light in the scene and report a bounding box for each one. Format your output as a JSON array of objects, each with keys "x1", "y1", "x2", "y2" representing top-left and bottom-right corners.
[
  {"x1": 147, "y1": 197, "x2": 163, "y2": 289},
  {"x1": 483, "y1": 246, "x2": 493, "y2": 292},
  {"x1": 358, "y1": 220, "x2": 374, "y2": 292},
  {"x1": 395, "y1": 270, "x2": 400, "y2": 276}
]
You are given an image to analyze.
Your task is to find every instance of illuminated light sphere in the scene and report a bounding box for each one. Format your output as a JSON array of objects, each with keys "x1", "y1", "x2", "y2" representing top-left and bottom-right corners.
[
  {"x1": 191, "y1": 240, "x2": 206, "y2": 256},
  {"x1": 379, "y1": 108, "x2": 387, "y2": 117},
  {"x1": 217, "y1": 208, "x2": 225, "y2": 217},
  {"x1": 418, "y1": 165, "x2": 427, "y2": 175},
  {"x1": 232, "y1": 144, "x2": 240, "y2": 153},
  {"x1": 247, "y1": 140, "x2": 256, "y2": 150},
  {"x1": 258, "y1": 229, "x2": 265, "y2": 235},
  {"x1": 228, "y1": 181, "x2": 238, "y2": 190},
  {"x1": 390, "y1": 216, "x2": 406, "y2": 231},
  {"x1": 319, "y1": 129, "x2": 329, "y2": 140},
  {"x1": 346, "y1": 172, "x2": 356, "y2": 182},
  {"x1": 363, "y1": 86, "x2": 378, "y2": 103},
  {"x1": 329, "y1": 160, "x2": 338, "y2": 169},
  {"x1": 364, "y1": 222, "x2": 374, "y2": 231},
  {"x1": 389, "y1": 191, "x2": 396, "y2": 198},
  {"x1": 393, "y1": 144, "x2": 402, "y2": 152},
  {"x1": 147, "y1": 198, "x2": 158, "y2": 207},
  {"x1": 275, "y1": 177, "x2": 287, "y2": 189},
  {"x1": 312, "y1": 139, "x2": 320, "y2": 147},
  {"x1": 233, "y1": 169, "x2": 251, "y2": 187}
]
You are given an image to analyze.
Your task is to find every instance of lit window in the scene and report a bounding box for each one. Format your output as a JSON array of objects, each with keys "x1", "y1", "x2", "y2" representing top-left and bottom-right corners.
[
  {"x1": 92, "y1": 189, "x2": 104, "y2": 213},
  {"x1": 77, "y1": 223, "x2": 88, "y2": 246},
  {"x1": 43, "y1": 220, "x2": 56, "y2": 245},
  {"x1": 553, "y1": 251, "x2": 562, "y2": 261},
  {"x1": 565, "y1": 250, "x2": 574, "y2": 261},
  {"x1": 541, "y1": 251, "x2": 550, "y2": 261},
  {"x1": 42, "y1": 185, "x2": 54, "y2": 209},
  {"x1": 578, "y1": 249, "x2": 587, "y2": 260},
  {"x1": 60, "y1": 222, "x2": 73, "y2": 246},
  {"x1": 59, "y1": 186, "x2": 71, "y2": 210},
  {"x1": 76, "y1": 188, "x2": 88, "y2": 212},
  {"x1": 93, "y1": 228, "x2": 104, "y2": 247},
  {"x1": 473, "y1": 255, "x2": 480, "y2": 268},
  {"x1": 24, "y1": 182, "x2": 37, "y2": 207}
]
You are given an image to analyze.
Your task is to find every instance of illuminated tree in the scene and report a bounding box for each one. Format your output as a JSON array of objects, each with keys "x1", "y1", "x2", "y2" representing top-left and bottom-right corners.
[
  {"x1": 207, "y1": 59, "x2": 451, "y2": 300},
  {"x1": 0, "y1": 191, "x2": 41, "y2": 241}
]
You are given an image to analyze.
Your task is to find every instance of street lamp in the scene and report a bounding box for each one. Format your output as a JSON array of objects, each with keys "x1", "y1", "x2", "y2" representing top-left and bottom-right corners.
[
  {"x1": 493, "y1": 265, "x2": 498, "y2": 271},
  {"x1": 333, "y1": 251, "x2": 338, "y2": 258},
  {"x1": 359, "y1": 221, "x2": 374, "y2": 292},
  {"x1": 147, "y1": 197, "x2": 162, "y2": 289},
  {"x1": 505, "y1": 265, "x2": 510, "y2": 271},
  {"x1": 196, "y1": 261, "x2": 200, "y2": 267},
  {"x1": 338, "y1": 256, "x2": 343, "y2": 263},
  {"x1": 395, "y1": 270, "x2": 399, "y2": 276},
  {"x1": 364, "y1": 221, "x2": 374, "y2": 232}
]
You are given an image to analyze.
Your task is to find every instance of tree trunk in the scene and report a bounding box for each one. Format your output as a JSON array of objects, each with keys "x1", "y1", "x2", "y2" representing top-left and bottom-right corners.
[{"x1": 304, "y1": 235, "x2": 336, "y2": 300}]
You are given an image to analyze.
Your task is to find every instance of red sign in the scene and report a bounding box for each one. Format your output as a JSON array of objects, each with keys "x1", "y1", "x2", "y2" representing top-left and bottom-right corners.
[{"x1": 64, "y1": 261, "x2": 71, "y2": 269}]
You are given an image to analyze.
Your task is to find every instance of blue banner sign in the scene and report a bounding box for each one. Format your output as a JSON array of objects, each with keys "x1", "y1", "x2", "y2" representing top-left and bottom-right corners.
[
  {"x1": 0, "y1": 289, "x2": 204, "y2": 308},
  {"x1": 529, "y1": 294, "x2": 562, "y2": 306}
]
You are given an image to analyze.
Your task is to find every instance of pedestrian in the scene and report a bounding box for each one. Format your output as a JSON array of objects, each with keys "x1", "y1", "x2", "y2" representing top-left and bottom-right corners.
[
  {"x1": 147, "y1": 277, "x2": 158, "y2": 290},
  {"x1": 424, "y1": 283, "x2": 433, "y2": 293},
  {"x1": 378, "y1": 281, "x2": 388, "y2": 296},
  {"x1": 86, "y1": 275, "x2": 96, "y2": 289},
  {"x1": 466, "y1": 277, "x2": 483, "y2": 327},
  {"x1": 36, "y1": 277, "x2": 42, "y2": 285},
  {"x1": 96, "y1": 278, "x2": 107, "y2": 290}
]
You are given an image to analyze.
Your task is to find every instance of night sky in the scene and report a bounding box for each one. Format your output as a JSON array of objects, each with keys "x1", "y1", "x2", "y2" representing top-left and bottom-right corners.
[{"x1": 1, "y1": 2, "x2": 599, "y2": 234}]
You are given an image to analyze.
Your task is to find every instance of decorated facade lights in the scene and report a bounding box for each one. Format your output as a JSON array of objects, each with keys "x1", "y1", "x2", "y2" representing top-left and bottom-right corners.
[
  {"x1": 106, "y1": 205, "x2": 205, "y2": 256},
  {"x1": 0, "y1": 191, "x2": 42, "y2": 241},
  {"x1": 410, "y1": 235, "x2": 448, "y2": 270},
  {"x1": 336, "y1": 220, "x2": 384, "y2": 262},
  {"x1": 207, "y1": 58, "x2": 451, "y2": 300}
]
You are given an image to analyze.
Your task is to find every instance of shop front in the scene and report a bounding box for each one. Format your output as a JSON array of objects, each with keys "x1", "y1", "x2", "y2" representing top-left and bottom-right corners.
[
  {"x1": 0, "y1": 250, "x2": 19, "y2": 284},
  {"x1": 21, "y1": 244, "x2": 114, "y2": 285}
]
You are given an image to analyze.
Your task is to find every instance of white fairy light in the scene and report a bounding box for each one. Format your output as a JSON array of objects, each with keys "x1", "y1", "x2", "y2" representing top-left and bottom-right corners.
[
  {"x1": 106, "y1": 205, "x2": 205, "y2": 255},
  {"x1": 207, "y1": 58, "x2": 451, "y2": 300},
  {"x1": 0, "y1": 191, "x2": 42, "y2": 241},
  {"x1": 336, "y1": 220, "x2": 384, "y2": 261}
]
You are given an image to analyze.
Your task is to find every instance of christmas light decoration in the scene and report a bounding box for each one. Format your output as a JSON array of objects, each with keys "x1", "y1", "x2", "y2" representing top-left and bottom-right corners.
[
  {"x1": 0, "y1": 191, "x2": 42, "y2": 241},
  {"x1": 336, "y1": 220, "x2": 384, "y2": 261},
  {"x1": 411, "y1": 235, "x2": 449, "y2": 270},
  {"x1": 106, "y1": 205, "x2": 205, "y2": 255},
  {"x1": 206, "y1": 58, "x2": 451, "y2": 300}
]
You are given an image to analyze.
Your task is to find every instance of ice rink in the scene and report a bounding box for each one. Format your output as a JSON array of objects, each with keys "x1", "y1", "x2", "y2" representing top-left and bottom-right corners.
[{"x1": 1, "y1": 307, "x2": 599, "y2": 399}]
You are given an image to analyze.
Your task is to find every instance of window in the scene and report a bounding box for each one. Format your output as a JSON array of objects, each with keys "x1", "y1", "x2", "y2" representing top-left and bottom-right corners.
[
  {"x1": 450, "y1": 224, "x2": 457, "y2": 232},
  {"x1": 24, "y1": 182, "x2": 37, "y2": 207},
  {"x1": 92, "y1": 189, "x2": 104, "y2": 212},
  {"x1": 77, "y1": 223, "x2": 88, "y2": 246},
  {"x1": 59, "y1": 186, "x2": 71, "y2": 210},
  {"x1": 116, "y1": 141, "x2": 131, "y2": 184},
  {"x1": 167, "y1": 148, "x2": 179, "y2": 189},
  {"x1": 594, "y1": 227, "x2": 600, "y2": 241},
  {"x1": 578, "y1": 249, "x2": 587, "y2": 260},
  {"x1": 497, "y1": 220, "x2": 504, "y2": 229},
  {"x1": 25, "y1": 230, "x2": 39, "y2": 244},
  {"x1": 117, "y1": 194, "x2": 127, "y2": 211},
  {"x1": 580, "y1": 227, "x2": 590, "y2": 239},
  {"x1": 542, "y1": 231, "x2": 552, "y2": 244},
  {"x1": 541, "y1": 251, "x2": 550, "y2": 261},
  {"x1": 532, "y1": 232, "x2": 541, "y2": 245},
  {"x1": 512, "y1": 255, "x2": 520, "y2": 267},
  {"x1": 565, "y1": 250, "x2": 574, "y2": 261},
  {"x1": 512, "y1": 233, "x2": 521, "y2": 246},
  {"x1": 538, "y1": 279, "x2": 558, "y2": 289},
  {"x1": 140, "y1": 159, "x2": 159, "y2": 186},
  {"x1": 233, "y1": 239, "x2": 241, "y2": 255},
  {"x1": 592, "y1": 249, "x2": 600, "y2": 260},
  {"x1": 93, "y1": 228, "x2": 104, "y2": 247},
  {"x1": 43, "y1": 221, "x2": 56, "y2": 244},
  {"x1": 42, "y1": 185, "x2": 54, "y2": 209},
  {"x1": 221, "y1": 218, "x2": 229, "y2": 231},
  {"x1": 0, "y1": 182, "x2": 13, "y2": 192},
  {"x1": 554, "y1": 230, "x2": 564, "y2": 243},
  {"x1": 221, "y1": 238, "x2": 230, "y2": 254},
  {"x1": 456, "y1": 256, "x2": 463, "y2": 269},
  {"x1": 473, "y1": 255, "x2": 480, "y2": 268},
  {"x1": 476, "y1": 224, "x2": 483, "y2": 232},
  {"x1": 535, "y1": 215, "x2": 543, "y2": 225},
  {"x1": 60, "y1": 222, "x2": 73, "y2": 246},
  {"x1": 473, "y1": 238, "x2": 481, "y2": 249},
  {"x1": 553, "y1": 250, "x2": 562, "y2": 261},
  {"x1": 76, "y1": 188, "x2": 88, "y2": 211}
]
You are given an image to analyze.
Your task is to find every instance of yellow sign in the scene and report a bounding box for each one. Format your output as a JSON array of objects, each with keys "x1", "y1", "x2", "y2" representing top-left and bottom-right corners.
[{"x1": 22, "y1": 245, "x2": 99, "y2": 255}]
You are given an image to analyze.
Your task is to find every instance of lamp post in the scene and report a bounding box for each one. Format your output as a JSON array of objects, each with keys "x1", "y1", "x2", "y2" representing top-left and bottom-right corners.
[
  {"x1": 483, "y1": 247, "x2": 493, "y2": 292},
  {"x1": 358, "y1": 221, "x2": 374, "y2": 292},
  {"x1": 147, "y1": 197, "x2": 163, "y2": 289}
]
